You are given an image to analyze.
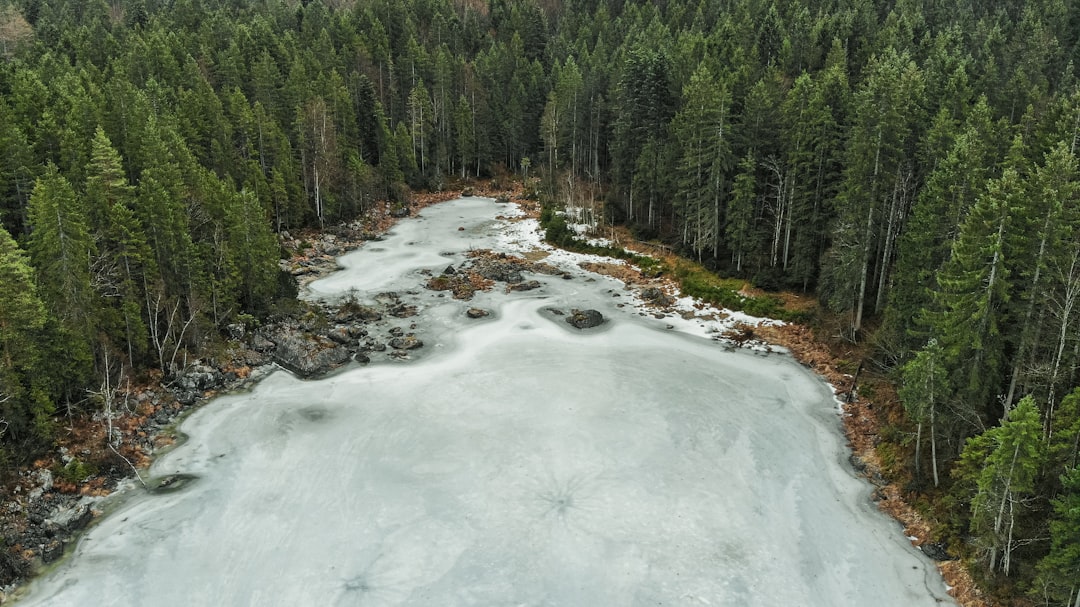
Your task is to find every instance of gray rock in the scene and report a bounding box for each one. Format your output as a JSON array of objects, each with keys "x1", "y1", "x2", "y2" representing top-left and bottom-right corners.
[
  {"x1": 389, "y1": 327, "x2": 404, "y2": 337},
  {"x1": 252, "y1": 334, "x2": 276, "y2": 352},
  {"x1": 566, "y1": 309, "x2": 604, "y2": 329},
  {"x1": 389, "y1": 336, "x2": 424, "y2": 350},
  {"x1": 176, "y1": 364, "x2": 223, "y2": 393},
  {"x1": 640, "y1": 287, "x2": 675, "y2": 307},
  {"x1": 443, "y1": 265, "x2": 457, "y2": 275},
  {"x1": 389, "y1": 304, "x2": 417, "y2": 318},
  {"x1": 327, "y1": 327, "x2": 353, "y2": 345},
  {"x1": 919, "y1": 542, "x2": 954, "y2": 561},
  {"x1": 35, "y1": 469, "x2": 54, "y2": 494},
  {"x1": 466, "y1": 308, "x2": 489, "y2": 319},
  {"x1": 53, "y1": 504, "x2": 93, "y2": 532},
  {"x1": 268, "y1": 327, "x2": 351, "y2": 377}
]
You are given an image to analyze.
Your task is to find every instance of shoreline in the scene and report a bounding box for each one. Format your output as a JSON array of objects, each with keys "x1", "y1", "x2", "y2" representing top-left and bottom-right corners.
[
  {"x1": 0, "y1": 182, "x2": 529, "y2": 601},
  {"x1": 1, "y1": 185, "x2": 975, "y2": 606}
]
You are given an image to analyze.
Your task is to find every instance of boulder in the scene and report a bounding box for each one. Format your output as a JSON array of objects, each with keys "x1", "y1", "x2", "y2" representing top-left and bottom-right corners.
[
  {"x1": 252, "y1": 333, "x2": 276, "y2": 353},
  {"x1": 466, "y1": 308, "x2": 489, "y2": 319},
  {"x1": 389, "y1": 205, "x2": 410, "y2": 218},
  {"x1": 355, "y1": 306, "x2": 382, "y2": 321},
  {"x1": 508, "y1": 280, "x2": 541, "y2": 292},
  {"x1": 443, "y1": 265, "x2": 457, "y2": 275},
  {"x1": 54, "y1": 504, "x2": 93, "y2": 532},
  {"x1": 566, "y1": 309, "x2": 604, "y2": 329},
  {"x1": 267, "y1": 327, "x2": 351, "y2": 378},
  {"x1": 919, "y1": 542, "x2": 954, "y2": 561},
  {"x1": 327, "y1": 327, "x2": 353, "y2": 345},
  {"x1": 389, "y1": 336, "x2": 424, "y2": 350},
  {"x1": 640, "y1": 286, "x2": 675, "y2": 307}
]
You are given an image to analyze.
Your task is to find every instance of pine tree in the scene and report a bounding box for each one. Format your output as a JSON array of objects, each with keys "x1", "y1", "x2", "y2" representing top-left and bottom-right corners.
[
  {"x1": 957, "y1": 396, "x2": 1046, "y2": 576},
  {"x1": 25, "y1": 165, "x2": 96, "y2": 401},
  {"x1": 671, "y1": 63, "x2": 732, "y2": 261},
  {"x1": 0, "y1": 224, "x2": 51, "y2": 455},
  {"x1": 820, "y1": 48, "x2": 925, "y2": 336},
  {"x1": 933, "y1": 164, "x2": 1022, "y2": 426},
  {"x1": 1032, "y1": 466, "x2": 1080, "y2": 607}
]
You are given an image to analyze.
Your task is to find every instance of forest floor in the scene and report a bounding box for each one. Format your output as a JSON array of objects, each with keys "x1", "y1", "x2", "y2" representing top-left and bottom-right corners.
[{"x1": 0, "y1": 181, "x2": 991, "y2": 606}]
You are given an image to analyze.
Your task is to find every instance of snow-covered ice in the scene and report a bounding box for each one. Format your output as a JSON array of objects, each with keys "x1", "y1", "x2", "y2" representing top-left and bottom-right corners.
[{"x1": 15, "y1": 198, "x2": 955, "y2": 606}]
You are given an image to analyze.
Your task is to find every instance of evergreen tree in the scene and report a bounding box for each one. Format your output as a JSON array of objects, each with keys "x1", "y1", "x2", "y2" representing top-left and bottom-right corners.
[
  {"x1": 671, "y1": 63, "x2": 732, "y2": 261},
  {"x1": 1032, "y1": 466, "x2": 1080, "y2": 607},
  {"x1": 956, "y1": 396, "x2": 1046, "y2": 576},
  {"x1": 25, "y1": 164, "x2": 96, "y2": 397}
]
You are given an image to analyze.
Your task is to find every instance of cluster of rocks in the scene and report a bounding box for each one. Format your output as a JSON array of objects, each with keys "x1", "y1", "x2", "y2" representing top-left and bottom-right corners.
[
  {"x1": 253, "y1": 292, "x2": 429, "y2": 376},
  {"x1": 466, "y1": 251, "x2": 564, "y2": 284}
]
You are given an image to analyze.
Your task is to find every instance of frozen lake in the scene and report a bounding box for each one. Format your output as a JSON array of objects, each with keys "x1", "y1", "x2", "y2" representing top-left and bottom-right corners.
[{"x1": 17, "y1": 198, "x2": 955, "y2": 606}]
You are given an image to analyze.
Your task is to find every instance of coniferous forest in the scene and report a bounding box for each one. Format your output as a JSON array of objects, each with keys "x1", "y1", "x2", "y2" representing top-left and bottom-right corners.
[{"x1": 1, "y1": 0, "x2": 1080, "y2": 603}]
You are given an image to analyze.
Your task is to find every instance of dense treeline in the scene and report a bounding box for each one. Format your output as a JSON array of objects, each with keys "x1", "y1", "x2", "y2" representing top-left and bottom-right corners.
[{"x1": 0, "y1": 0, "x2": 1079, "y2": 602}]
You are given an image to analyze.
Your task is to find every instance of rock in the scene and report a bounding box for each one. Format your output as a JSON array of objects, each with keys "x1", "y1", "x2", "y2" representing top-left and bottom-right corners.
[
  {"x1": 364, "y1": 340, "x2": 387, "y2": 352},
  {"x1": 389, "y1": 304, "x2": 417, "y2": 318},
  {"x1": 466, "y1": 308, "x2": 489, "y2": 319},
  {"x1": 443, "y1": 265, "x2": 457, "y2": 275},
  {"x1": 374, "y1": 292, "x2": 400, "y2": 305},
  {"x1": 508, "y1": 280, "x2": 541, "y2": 292},
  {"x1": 267, "y1": 327, "x2": 351, "y2": 377},
  {"x1": 919, "y1": 542, "x2": 954, "y2": 561},
  {"x1": 252, "y1": 334, "x2": 275, "y2": 353},
  {"x1": 41, "y1": 539, "x2": 64, "y2": 564},
  {"x1": 390, "y1": 205, "x2": 410, "y2": 218},
  {"x1": 388, "y1": 327, "x2": 404, "y2": 337},
  {"x1": 462, "y1": 186, "x2": 475, "y2": 197},
  {"x1": 226, "y1": 323, "x2": 245, "y2": 340},
  {"x1": 34, "y1": 469, "x2": 53, "y2": 494},
  {"x1": 389, "y1": 336, "x2": 424, "y2": 350},
  {"x1": 640, "y1": 286, "x2": 675, "y2": 307},
  {"x1": 566, "y1": 309, "x2": 604, "y2": 329},
  {"x1": 473, "y1": 259, "x2": 525, "y2": 283},
  {"x1": 354, "y1": 352, "x2": 371, "y2": 364},
  {"x1": 356, "y1": 306, "x2": 382, "y2": 321},
  {"x1": 347, "y1": 325, "x2": 367, "y2": 338},
  {"x1": 56, "y1": 505, "x2": 93, "y2": 532},
  {"x1": 848, "y1": 454, "x2": 867, "y2": 474},
  {"x1": 176, "y1": 364, "x2": 223, "y2": 393},
  {"x1": 327, "y1": 327, "x2": 352, "y2": 345}
]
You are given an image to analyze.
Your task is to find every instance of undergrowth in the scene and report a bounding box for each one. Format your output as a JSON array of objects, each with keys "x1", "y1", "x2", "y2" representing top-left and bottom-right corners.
[{"x1": 540, "y1": 206, "x2": 808, "y2": 322}]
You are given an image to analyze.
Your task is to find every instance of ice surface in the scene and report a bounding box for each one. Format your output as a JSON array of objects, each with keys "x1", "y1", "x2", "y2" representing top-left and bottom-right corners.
[{"x1": 15, "y1": 198, "x2": 955, "y2": 606}]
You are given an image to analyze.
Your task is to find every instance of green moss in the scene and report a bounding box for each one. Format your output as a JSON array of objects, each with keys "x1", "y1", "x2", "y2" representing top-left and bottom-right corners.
[{"x1": 56, "y1": 458, "x2": 98, "y2": 484}]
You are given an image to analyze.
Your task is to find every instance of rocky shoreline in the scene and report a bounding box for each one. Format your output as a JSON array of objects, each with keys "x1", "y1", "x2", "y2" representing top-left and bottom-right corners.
[{"x1": 0, "y1": 185, "x2": 536, "y2": 601}]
